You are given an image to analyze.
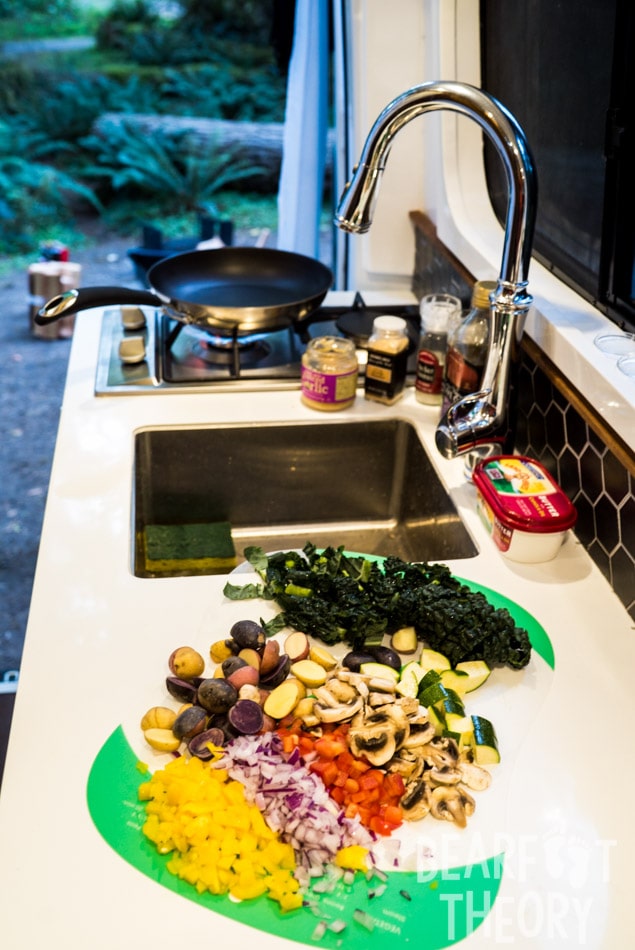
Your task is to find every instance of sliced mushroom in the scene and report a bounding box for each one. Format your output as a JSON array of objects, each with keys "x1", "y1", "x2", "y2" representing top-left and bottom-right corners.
[
  {"x1": 350, "y1": 730, "x2": 396, "y2": 766},
  {"x1": 398, "y1": 697, "x2": 421, "y2": 717},
  {"x1": 313, "y1": 695, "x2": 364, "y2": 724},
  {"x1": 427, "y1": 765, "x2": 463, "y2": 786},
  {"x1": 400, "y1": 779, "x2": 431, "y2": 821},
  {"x1": 382, "y1": 703, "x2": 410, "y2": 748},
  {"x1": 313, "y1": 686, "x2": 343, "y2": 709},
  {"x1": 367, "y1": 676, "x2": 397, "y2": 693},
  {"x1": 401, "y1": 719, "x2": 435, "y2": 749},
  {"x1": 459, "y1": 760, "x2": 492, "y2": 791},
  {"x1": 429, "y1": 785, "x2": 475, "y2": 828},
  {"x1": 324, "y1": 678, "x2": 360, "y2": 704},
  {"x1": 368, "y1": 691, "x2": 395, "y2": 707},
  {"x1": 387, "y1": 750, "x2": 425, "y2": 781},
  {"x1": 348, "y1": 709, "x2": 398, "y2": 766},
  {"x1": 336, "y1": 671, "x2": 370, "y2": 698},
  {"x1": 421, "y1": 736, "x2": 460, "y2": 769}
]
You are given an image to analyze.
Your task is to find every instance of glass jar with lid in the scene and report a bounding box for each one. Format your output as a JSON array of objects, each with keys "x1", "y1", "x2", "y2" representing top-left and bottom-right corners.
[
  {"x1": 364, "y1": 315, "x2": 409, "y2": 405},
  {"x1": 301, "y1": 336, "x2": 358, "y2": 411},
  {"x1": 415, "y1": 293, "x2": 462, "y2": 405}
]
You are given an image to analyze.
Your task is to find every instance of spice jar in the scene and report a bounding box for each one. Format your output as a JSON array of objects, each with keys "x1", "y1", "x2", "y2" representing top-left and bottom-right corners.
[
  {"x1": 364, "y1": 315, "x2": 409, "y2": 405},
  {"x1": 415, "y1": 293, "x2": 462, "y2": 405},
  {"x1": 301, "y1": 336, "x2": 358, "y2": 411}
]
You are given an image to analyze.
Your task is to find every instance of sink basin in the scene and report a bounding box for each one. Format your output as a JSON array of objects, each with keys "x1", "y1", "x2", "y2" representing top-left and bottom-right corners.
[{"x1": 133, "y1": 419, "x2": 477, "y2": 577}]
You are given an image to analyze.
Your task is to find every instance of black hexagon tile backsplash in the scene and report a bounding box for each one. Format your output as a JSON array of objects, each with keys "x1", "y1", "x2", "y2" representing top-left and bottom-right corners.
[{"x1": 514, "y1": 352, "x2": 635, "y2": 621}]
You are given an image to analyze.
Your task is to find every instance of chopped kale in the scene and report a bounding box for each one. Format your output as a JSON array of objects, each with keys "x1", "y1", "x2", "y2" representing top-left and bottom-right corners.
[{"x1": 225, "y1": 542, "x2": 532, "y2": 670}]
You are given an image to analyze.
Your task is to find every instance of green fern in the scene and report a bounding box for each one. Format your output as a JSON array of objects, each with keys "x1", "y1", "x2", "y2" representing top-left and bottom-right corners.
[
  {"x1": 0, "y1": 119, "x2": 100, "y2": 253},
  {"x1": 80, "y1": 119, "x2": 263, "y2": 214}
]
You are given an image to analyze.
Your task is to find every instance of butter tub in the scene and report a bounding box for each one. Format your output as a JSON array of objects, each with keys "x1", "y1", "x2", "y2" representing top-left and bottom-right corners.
[{"x1": 472, "y1": 456, "x2": 577, "y2": 563}]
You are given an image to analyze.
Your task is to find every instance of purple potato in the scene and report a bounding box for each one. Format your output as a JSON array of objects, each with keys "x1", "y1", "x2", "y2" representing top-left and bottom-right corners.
[{"x1": 228, "y1": 699, "x2": 265, "y2": 735}]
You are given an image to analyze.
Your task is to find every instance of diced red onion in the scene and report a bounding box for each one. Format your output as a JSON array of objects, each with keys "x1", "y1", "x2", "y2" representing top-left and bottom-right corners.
[{"x1": 215, "y1": 732, "x2": 375, "y2": 884}]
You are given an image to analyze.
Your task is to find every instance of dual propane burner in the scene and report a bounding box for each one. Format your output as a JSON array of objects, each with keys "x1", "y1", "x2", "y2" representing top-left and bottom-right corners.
[{"x1": 94, "y1": 292, "x2": 420, "y2": 395}]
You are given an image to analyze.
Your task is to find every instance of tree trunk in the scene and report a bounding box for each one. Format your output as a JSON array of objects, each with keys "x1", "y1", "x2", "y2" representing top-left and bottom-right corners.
[{"x1": 93, "y1": 113, "x2": 335, "y2": 191}]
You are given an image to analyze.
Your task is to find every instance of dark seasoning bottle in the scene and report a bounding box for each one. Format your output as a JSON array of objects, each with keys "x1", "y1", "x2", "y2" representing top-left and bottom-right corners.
[{"x1": 440, "y1": 280, "x2": 496, "y2": 416}]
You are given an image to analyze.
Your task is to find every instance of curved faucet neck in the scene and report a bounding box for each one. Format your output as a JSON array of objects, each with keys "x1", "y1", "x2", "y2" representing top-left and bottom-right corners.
[
  {"x1": 336, "y1": 80, "x2": 536, "y2": 287},
  {"x1": 335, "y1": 81, "x2": 538, "y2": 461}
]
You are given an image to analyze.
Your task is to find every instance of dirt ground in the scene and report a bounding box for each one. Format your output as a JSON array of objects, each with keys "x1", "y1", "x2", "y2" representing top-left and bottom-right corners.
[
  {"x1": 1, "y1": 221, "x2": 144, "y2": 680},
  {"x1": 0, "y1": 212, "x2": 333, "y2": 682}
]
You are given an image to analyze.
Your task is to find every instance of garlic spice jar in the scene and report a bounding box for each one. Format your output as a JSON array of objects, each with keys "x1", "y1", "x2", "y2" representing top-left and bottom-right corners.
[{"x1": 301, "y1": 336, "x2": 358, "y2": 411}]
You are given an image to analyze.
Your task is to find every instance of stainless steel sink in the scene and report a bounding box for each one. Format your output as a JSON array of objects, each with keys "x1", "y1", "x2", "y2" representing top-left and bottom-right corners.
[{"x1": 133, "y1": 419, "x2": 477, "y2": 576}]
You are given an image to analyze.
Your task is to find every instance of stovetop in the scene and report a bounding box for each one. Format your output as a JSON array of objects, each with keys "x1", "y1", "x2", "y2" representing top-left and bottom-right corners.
[{"x1": 94, "y1": 293, "x2": 421, "y2": 395}]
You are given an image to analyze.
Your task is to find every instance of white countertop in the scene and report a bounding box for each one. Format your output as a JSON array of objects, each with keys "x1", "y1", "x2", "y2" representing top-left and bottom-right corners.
[{"x1": 1, "y1": 306, "x2": 634, "y2": 949}]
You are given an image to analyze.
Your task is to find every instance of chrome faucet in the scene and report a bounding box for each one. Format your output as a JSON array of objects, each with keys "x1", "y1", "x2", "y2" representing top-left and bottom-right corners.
[{"x1": 335, "y1": 80, "x2": 537, "y2": 460}]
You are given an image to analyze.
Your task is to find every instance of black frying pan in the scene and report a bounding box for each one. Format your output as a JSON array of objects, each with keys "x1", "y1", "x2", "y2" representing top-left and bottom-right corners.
[{"x1": 35, "y1": 247, "x2": 333, "y2": 335}]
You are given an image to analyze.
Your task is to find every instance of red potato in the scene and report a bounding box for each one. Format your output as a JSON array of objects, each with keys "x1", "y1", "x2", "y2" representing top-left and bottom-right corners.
[
  {"x1": 259, "y1": 639, "x2": 281, "y2": 676},
  {"x1": 284, "y1": 631, "x2": 310, "y2": 662},
  {"x1": 260, "y1": 712, "x2": 277, "y2": 733},
  {"x1": 259, "y1": 655, "x2": 291, "y2": 689},
  {"x1": 226, "y1": 664, "x2": 260, "y2": 690}
]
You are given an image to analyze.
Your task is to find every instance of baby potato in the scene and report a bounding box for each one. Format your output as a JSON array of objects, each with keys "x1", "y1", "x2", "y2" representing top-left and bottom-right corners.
[
  {"x1": 140, "y1": 705, "x2": 177, "y2": 731},
  {"x1": 144, "y1": 727, "x2": 181, "y2": 752},
  {"x1": 168, "y1": 646, "x2": 205, "y2": 680},
  {"x1": 210, "y1": 639, "x2": 235, "y2": 663}
]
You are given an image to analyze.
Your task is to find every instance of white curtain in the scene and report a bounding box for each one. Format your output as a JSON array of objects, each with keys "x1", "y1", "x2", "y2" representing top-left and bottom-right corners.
[{"x1": 276, "y1": 0, "x2": 329, "y2": 259}]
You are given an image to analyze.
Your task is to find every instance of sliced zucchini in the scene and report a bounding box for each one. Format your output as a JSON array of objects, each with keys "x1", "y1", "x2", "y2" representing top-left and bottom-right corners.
[
  {"x1": 400, "y1": 659, "x2": 425, "y2": 680},
  {"x1": 396, "y1": 661, "x2": 425, "y2": 697},
  {"x1": 444, "y1": 713, "x2": 474, "y2": 750},
  {"x1": 440, "y1": 668, "x2": 471, "y2": 695},
  {"x1": 419, "y1": 648, "x2": 451, "y2": 674},
  {"x1": 359, "y1": 661, "x2": 400, "y2": 684},
  {"x1": 427, "y1": 705, "x2": 446, "y2": 735},
  {"x1": 471, "y1": 714, "x2": 500, "y2": 764},
  {"x1": 455, "y1": 660, "x2": 492, "y2": 692},
  {"x1": 418, "y1": 681, "x2": 463, "y2": 709},
  {"x1": 439, "y1": 696, "x2": 466, "y2": 718},
  {"x1": 417, "y1": 668, "x2": 442, "y2": 693}
]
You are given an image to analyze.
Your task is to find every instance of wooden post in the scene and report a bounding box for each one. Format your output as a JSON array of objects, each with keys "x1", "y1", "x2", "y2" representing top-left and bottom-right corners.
[{"x1": 28, "y1": 262, "x2": 82, "y2": 339}]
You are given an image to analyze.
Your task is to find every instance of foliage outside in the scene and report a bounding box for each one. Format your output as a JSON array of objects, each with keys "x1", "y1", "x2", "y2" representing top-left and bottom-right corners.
[{"x1": 0, "y1": 0, "x2": 290, "y2": 255}]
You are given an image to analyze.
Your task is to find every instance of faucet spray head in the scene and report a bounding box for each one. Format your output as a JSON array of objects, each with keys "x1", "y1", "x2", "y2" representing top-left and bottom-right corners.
[{"x1": 334, "y1": 164, "x2": 380, "y2": 234}]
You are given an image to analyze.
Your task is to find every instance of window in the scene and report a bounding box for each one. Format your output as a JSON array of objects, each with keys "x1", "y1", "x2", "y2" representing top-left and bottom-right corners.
[{"x1": 481, "y1": 0, "x2": 634, "y2": 331}]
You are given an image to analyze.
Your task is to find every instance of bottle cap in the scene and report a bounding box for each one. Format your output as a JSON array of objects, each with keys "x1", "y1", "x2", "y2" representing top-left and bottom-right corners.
[
  {"x1": 472, "y1": 280, "x2": 497, "y2": 310},
  {"x1": 372, "y1": 315, "x2": 407, "y2": 337}
]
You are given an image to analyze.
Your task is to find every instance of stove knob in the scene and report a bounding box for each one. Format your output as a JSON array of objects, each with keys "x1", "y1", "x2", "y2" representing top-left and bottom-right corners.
[
  {"x1": 118, "y1": 335, "x2": 146, "y2": 365},
  {"x1": 121, "y1": 305, "x2": 147, "y2": 330}
]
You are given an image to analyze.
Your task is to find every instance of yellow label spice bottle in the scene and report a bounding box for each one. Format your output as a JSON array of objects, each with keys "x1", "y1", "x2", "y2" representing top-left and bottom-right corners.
[{"x1": 364, "y1": 315, "x2": 409, "y2": 405}]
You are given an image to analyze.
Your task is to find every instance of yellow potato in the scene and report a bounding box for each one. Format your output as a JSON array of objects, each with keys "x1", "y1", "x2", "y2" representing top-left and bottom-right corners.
[
  {"x1": 169, "y1": 646, "x2": 205, "y2": 680},
  {"x1": 289, "y1": 659, "x2": 328, "y2": 688},
  {"x1": 263, "y1": 679, "x2": 306, "y2": 720},
  {"x1": 140, "y1": 706, "x2": 177, "y2": 731},
  {"x1": 308, "y1": 644, "x2": 338, "y2": 670},
  {"x1": 143, "y1": 727, "x2": 181, "y2": 752}
]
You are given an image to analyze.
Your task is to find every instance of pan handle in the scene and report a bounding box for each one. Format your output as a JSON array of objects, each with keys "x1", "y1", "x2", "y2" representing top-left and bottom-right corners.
[{"x1": 35, "y1": 286, "x2": 159, "y2": 324}]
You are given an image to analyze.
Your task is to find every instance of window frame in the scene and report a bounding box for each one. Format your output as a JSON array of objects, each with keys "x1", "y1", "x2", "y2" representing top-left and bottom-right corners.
[{"x1": 427, "y1": 0, "x2": 635, "y2": 451}]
